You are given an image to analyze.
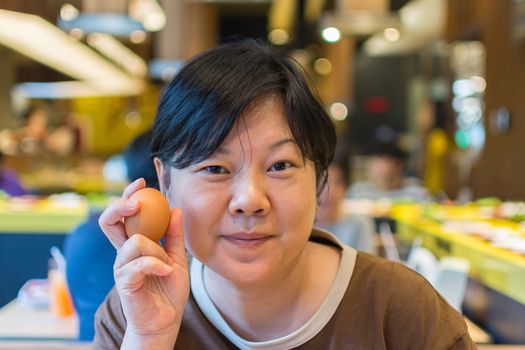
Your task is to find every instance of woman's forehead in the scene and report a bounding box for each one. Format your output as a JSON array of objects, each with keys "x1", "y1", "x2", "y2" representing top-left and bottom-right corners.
[{"x1": 221, "y1": 97, "x2": 293, "y2": 145}]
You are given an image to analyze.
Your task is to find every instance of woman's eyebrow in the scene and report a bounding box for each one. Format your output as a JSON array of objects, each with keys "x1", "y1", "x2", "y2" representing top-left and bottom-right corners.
[
  {"x1": 269, "y1": 138, "x2": 298, "y2": 151},
  {"x1": 214, "y1": 138, "x2": 298, "y2": 155}
]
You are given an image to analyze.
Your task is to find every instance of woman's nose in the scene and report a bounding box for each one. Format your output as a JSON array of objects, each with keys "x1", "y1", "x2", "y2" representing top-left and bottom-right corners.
[{"x1": 228, "y1": 173, "x2": 270, "y2": 216}]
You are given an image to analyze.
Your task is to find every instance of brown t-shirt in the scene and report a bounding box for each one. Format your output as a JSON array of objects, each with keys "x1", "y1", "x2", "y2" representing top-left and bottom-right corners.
[{"x1": 94, "y1": 236, "x2": 475, "y2": 349}]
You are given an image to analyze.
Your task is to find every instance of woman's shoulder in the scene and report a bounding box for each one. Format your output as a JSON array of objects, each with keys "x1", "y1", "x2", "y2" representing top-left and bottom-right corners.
[
  {"x1": 349, "y1": 252, "x2": 451, "y2": 310},
  {"x1": 338, "y1": 252, "x2": 474, "y2": 349}
]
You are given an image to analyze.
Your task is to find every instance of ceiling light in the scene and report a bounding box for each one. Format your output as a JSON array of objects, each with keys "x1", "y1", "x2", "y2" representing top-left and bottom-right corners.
[
  {"x1": 87, "y1": 32, "x2": 148, "y2": 78},
  {"x1": 313, "y1": 58, "x2": 332, "y2": 75},
  {"x1": 329, "y1": 102, "x2": 348, "y2": 121},
  {"x1": 400, "y1": 0, "x2": 445, "y2": 36},
  {"x1": 0, "y1": 9, "x2": 144, "y2": 96},
  {"x1": 69, "y1": 27, "x2": 84, "y2": 40},
  {"x1": 268, "y1": 0, "x2": 296, "y2": 38},
  {"x1": 384, "y1": 27, "x2": 400, "y2": 42},
  {"x1": 59, "y1": 13, "x2": 144, "y2": 37},
  {"x1": 13, "y1": 81, "x2": 144, "y2": 99},
  {"x1": 268, "y1": 29, "x2": 290, "y2": 46},
  {"x1": 129, "y1": 0, "x2": 166, "y2": 32},
  {"x1": 319, "y1": 11, "x2": 399, "y2": 37},
  {"x1": 143, "y1": 12, "x2": 166, "y2": 32},
  {"x1": 130, "y1": 29, "x2": 147, "y2": 44},
  {"x1": 322, "y1": 27, "x2": 341, "y2": 43},
  {"x1": 60, "y1": 4, "x2": 79, "y2": 21}
]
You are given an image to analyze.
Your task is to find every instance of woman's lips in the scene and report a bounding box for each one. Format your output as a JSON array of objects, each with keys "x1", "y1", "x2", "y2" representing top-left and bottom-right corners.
[{"x1": 221, "y1": 233, "x2": 273, "y2": 248}]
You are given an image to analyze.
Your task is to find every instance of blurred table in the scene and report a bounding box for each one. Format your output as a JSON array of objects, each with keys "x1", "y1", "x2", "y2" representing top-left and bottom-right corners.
[
  {"x1": 465, "y1": 317, "x2": 492, "y2": 344},
  {"x1": 0, "y1": 341, "x2": 91, "y2": 350},
  {"x1": 0, "y1": 300, "x2": 77, "y2": 340}
]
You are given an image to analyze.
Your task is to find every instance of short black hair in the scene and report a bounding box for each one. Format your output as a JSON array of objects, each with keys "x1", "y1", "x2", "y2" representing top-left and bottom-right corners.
[
  {"x1": 151, "y1": 40, "x2": 336, "y2": 193},
  {"x1": 124, "y1": 130, "x2": 159, "y2": 189}
]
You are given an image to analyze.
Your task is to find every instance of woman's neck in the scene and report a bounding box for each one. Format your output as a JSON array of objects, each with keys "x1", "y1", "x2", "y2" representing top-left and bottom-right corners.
[{"x1": 203, "y1": 242, "x2": 340, "y2": 342}]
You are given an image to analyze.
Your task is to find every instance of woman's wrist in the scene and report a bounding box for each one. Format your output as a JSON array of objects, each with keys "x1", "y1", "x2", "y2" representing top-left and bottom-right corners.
[{"x1": 121, "y1": 327, "x2": 179, "y2": 350}]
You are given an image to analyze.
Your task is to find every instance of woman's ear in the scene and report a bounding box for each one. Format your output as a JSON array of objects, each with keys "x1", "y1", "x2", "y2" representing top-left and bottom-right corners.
[{"x1": 154, "y1": 157, "x2": 170, "y2": 196}]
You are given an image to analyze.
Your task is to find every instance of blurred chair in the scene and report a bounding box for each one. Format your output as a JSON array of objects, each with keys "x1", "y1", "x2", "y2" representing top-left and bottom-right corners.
[
  {"x1": 433, "y1": 257, "x2": 470, "y2": 312},
  {"x1": 405, "y1": 245, "x2": 470, "y2": 313},
  {"x1": 405, "y1": 244, "x2": 438, "y2": 283},
  {"x1": 378, "y1": 222, "x2": 401, "y2": 262}
]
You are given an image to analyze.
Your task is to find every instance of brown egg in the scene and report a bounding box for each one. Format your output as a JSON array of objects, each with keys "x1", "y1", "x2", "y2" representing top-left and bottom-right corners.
[{"x1": 124, "y1": 188, "x2": 171, "y2": 242}]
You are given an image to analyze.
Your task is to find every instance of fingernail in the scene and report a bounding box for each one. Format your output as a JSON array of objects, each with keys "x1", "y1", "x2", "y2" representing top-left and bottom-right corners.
[
  {"x1": 130, "y1": 178, "x2": 142, "y2": 186},
  {"x1": 162, "y1": 264, "x2": 173, "y2": 273},
  {"x1": 127, "y1": 200, "x2": 138, "y2": 209}
]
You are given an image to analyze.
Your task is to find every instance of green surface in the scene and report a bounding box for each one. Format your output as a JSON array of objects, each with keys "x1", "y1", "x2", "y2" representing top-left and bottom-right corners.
[
  {"x1": 0, "y1": 199, "x2": 89, "y2": 235},
  {"x1": 396, "y1": 217, "x2": 525, "y2": 306},
  {"x1": 0, "y1": 211, "x2": 87, "y2": 234}
]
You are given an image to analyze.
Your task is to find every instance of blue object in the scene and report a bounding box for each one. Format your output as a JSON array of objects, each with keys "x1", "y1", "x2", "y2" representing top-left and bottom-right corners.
[
  {"x1": 64, "y1": 212, "x2": 116, "y2": 341},
  {"x1": 58, "y1": 13, "x2": 144, "y2": 37}
]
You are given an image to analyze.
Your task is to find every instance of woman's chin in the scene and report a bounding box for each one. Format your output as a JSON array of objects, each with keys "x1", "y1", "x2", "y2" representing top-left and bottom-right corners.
[{"x1": 210, "y1": 257, "x2": 280, "y2": 286}]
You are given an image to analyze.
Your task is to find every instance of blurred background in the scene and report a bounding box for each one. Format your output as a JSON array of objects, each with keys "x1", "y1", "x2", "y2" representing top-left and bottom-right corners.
[
  {"x1": 0, "y1": 0, "x2": 525, "y2": 348},
  {"x1": 0, "y1": 0, "x2": 522, "y2": 200}
]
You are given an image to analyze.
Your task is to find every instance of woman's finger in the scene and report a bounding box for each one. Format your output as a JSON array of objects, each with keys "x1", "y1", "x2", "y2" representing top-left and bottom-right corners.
[
  {"x1": 115, "y1": 234, "x2": 171, "y2": 270},
  {"x1": 99, "y1": 198, "x2": 139, "y2": 249},
  {"x1": 164, "y1": 208, "x2": 186, "y2": 266},
  {"x1": 115, "y1": 256, "x2": 173, "y2": 288},
  {"x1": 122, "y1": 178, "x2": 146, "y2": 200}
]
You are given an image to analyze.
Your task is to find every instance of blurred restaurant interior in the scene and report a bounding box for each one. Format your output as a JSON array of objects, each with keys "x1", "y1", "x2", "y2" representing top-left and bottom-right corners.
[{"x1": 1, "y1": 0, "x2": 525, "y2": 348}]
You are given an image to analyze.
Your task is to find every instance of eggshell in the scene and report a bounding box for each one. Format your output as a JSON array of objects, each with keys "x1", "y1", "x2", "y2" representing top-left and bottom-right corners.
[{"x1": 124, "y1": 188, "x2": 171, "y2": 242}]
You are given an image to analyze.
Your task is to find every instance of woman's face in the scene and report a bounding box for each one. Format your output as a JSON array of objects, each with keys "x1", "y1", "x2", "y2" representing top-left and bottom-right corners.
[{"x1": 157, "y1": 96, "x2": 318, "y2": 284}]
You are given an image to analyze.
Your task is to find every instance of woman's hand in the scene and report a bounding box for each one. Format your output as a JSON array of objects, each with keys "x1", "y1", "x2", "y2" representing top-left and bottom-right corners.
[{"x1": 99, "y1": 178, "x2": 190, "y2": 349}]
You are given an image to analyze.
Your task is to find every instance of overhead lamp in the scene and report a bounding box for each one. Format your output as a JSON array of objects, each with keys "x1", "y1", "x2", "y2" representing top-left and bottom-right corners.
[
  {"x1": 268, "y1": 0, "x2": 296, "y2": 43},
  {"x1": 0, "y1": 9, "x2": 144, "y2": 95},
  {"x1": 319, "y1": 11, "x2": 399, "y2": 37},
  {"x1": 60, "y1": 4, "x2": 79, "y2": 21},
  {"x1": 384, "y1": 27, "x2": 400, "y2": 42},
  {"x1": 399, "y1": 0, "x2": 445, "y2": 36},
  {"x1": 59, "y1": 13, "x2": 144, "y2": 37},
  {"x1": 363, "y1": 31, "x2": 426, "y2": 56},
  {"x1": 322, "y1": 27, "x2": 341, "y2": 43},
  {"x1": 363, "y1": 0, "x2": 446, "y2": 56},
  {"x1": 329, "y1": 102, "x2": 348, "y2": 121},
  {"x1": 268, "y1": 29, "x2": 290, "y2": 46},
  {"x1": 69, "y1": 27, "x2": 84, "y2": 40},
  {"x1": 87, "y1": 32, "x2": 148, "y2": 78},
  {"x1": 129, "y1": 0, "x2": 166, "y2": 32},
  {"x1": 313, "y1": 58, "x2": 332, "y2": 75},
  {"x1": 130, "y1": 30, "x2": 147, "y2": 44},
  {"x1": 13, "y1": 81, "x2": 144, "y2": 99}
]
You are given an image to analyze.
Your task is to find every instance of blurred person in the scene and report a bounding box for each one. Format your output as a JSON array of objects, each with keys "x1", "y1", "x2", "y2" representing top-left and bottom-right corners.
[
  {"x1": 316, "y1": 146, "x2": 375, "y2": 254},
  {"x1": 348, "y1": 141, "x2": 430, "y2": 201},
  {"x1": 94, "y1": 41, "x2": 473, "y2": 349},
  {"x1": 64, "y1": 129, "x2": 157, "y2": 341},
  {"x1": 0, "y1": 151, "x2": 26, "y2": 196},
  {"x1": 17, "y1": 106, "x2": 50, "y2": 155}
]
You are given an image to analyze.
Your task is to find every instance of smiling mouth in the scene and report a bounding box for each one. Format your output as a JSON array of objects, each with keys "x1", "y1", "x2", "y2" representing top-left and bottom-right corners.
[{"x1": 221, "y1": 235, "x2": 273, "y2": 247}]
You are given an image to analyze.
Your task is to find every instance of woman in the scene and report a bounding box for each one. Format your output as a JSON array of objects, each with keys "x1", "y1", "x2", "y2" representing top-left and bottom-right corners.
[{"x1": 95, "y1": 41, "x2": 474, "y2": 349}]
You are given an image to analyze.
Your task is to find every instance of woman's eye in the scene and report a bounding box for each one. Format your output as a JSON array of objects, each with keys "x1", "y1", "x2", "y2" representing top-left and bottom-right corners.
[
  {"x1": 269, "y1": 161, "x2": 292, "y2": 172},
  {"x1": 206, "y1": 165, "x2": 229, "y2": 174}
]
